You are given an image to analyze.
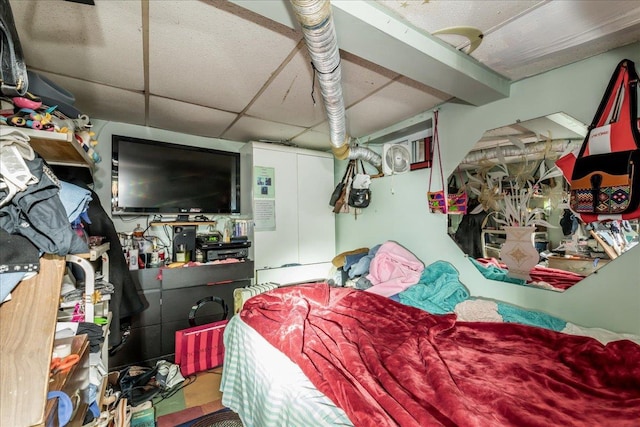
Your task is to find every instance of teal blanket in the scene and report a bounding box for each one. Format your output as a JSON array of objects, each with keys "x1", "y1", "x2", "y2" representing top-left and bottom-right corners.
[
  {"x1": 496, "y1": 302, "x2": 566, "y2": 331},
  {"x1": 398, "y1": 260, "x2": 567, "y2": 331},
  {"x1": 399, "y1": 260, "x2": 469, "y2": 314},
  {"x1": 469, "y1": 257, "x2": 525, "y2": 285}
]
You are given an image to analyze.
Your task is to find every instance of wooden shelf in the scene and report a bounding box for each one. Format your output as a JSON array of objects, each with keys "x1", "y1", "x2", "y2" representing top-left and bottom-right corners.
[
  {"x1": 2, "y1": 126, "x2": 94, "y2": 170},
  {"x1": 151, "y1": 221, "x2": 217, "y2": 227},
  {"x1": 0, "y1": 255, "x2": 66, "y2": 427}
]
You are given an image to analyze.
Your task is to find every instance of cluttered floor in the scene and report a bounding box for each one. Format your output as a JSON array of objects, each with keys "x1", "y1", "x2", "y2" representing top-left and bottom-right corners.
[{"x1": 116, "y1": 366, "x2": 241, "y2": 427}]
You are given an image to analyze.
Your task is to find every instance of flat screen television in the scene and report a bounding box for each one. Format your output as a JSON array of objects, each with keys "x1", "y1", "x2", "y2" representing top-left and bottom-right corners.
[{"x1": 111, "y1": 135, "x2": 240, "y2": 215}]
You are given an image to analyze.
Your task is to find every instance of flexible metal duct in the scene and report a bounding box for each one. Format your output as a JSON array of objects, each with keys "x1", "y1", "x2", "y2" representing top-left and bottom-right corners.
[
  {"x1": 290, "y1": 0, "x2": 382, "y2": 171},
  {"x1": 459, "y1": 139, "x2": 579, "y2": 168}
]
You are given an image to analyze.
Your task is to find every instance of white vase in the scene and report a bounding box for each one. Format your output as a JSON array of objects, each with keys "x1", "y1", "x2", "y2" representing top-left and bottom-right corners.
[{"x1": 500, "y1": 226, "x2": 539, "y2": 280}]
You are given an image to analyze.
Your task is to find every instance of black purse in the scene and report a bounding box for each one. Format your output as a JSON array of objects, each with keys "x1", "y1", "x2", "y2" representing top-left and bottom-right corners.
[
  {"x1": 348, "y1": 160, "x2": 371, "y2": 208},
  {"x1": 330, "y1": 160, "x2": 354, "y2": 207},
  {"x1": 570, "y1": 149, "x2": 640, "y2": 214}
]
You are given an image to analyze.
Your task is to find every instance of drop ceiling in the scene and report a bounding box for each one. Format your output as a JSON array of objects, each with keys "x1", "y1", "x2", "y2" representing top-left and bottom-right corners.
[{"x1": 7, "y1": 0, "x2": 640, "y2": 151}]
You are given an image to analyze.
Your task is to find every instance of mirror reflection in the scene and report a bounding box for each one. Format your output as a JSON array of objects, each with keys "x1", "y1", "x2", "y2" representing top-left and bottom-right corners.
[{"x1": 448, "y1": 113, "x2": 639, "y2": 291}]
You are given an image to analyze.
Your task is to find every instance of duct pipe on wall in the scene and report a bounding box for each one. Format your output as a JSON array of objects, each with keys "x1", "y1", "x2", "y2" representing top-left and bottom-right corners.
[
  {"x1": 459, "y1": 139, "x2": 578, "y2": 167},
  {"x1": 289, "y1": 0, "x2": 382, "y2": 171}
]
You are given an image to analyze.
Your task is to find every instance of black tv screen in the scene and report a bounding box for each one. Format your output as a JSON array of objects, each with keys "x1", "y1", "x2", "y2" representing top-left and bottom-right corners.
[{"x1": 111, "y1": 135, "x2": 240, "y2": 215}]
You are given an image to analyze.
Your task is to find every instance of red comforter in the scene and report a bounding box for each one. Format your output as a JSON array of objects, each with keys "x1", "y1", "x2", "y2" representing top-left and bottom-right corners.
[{"x1": 240, "y1": 283, "x2": 640, "y2": 427}]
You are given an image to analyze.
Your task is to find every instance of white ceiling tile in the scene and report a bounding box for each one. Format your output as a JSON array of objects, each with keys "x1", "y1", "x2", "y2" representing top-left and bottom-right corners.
[
  {"x1": 222, "y1": 115, "x2": 306, "y2": 143},
  {"x1": 148, "y1": 96, "x2": 238, "y2": 138},
  {"x1": 35, "y1": 72, "x2": 146, "y2": 126},
  {"x1": 246, "y1": 47, "x2": 326, "y2": 128},
  {"x1": 374, "y1": 1, "x2": 541, "y2": 48},
  {"x1": 6, "y1": 0, "x2": 639, "y2": 150},
  {"x1": 247, "y1": 48, "x2": 397, "y2": 128},
  {"x1": 10, "y1": 0, "x2": 144, "y2": 90},
  {"x1": 340, "y1": 51, "x2": 399, "y2": 106},
  {"x1": 375, "y1": 0, "x2": 540, "y2": 31},
  {"x1": 334, "y1": 77, "x2": 448, "y2": 138},
  {"x1": 472, "y1": 1, "x2": 640, "y2": 79},
  {"x1": 148, "y1": 0, "x2": 300, "y2": 112},
  {"x1": 290, "y1": 128, "x2": 335, "y2": 151}
]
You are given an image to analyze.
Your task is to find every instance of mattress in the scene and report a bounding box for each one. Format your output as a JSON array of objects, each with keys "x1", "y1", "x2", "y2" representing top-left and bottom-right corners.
[{"x1": 220, "y1": 315, "x2": 353, "y2": 427}]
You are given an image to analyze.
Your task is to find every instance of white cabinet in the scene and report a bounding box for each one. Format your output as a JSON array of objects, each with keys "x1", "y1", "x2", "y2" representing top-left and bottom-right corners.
[{"x1": 240, "y1": 142, "x2": 335, "y2": 282}]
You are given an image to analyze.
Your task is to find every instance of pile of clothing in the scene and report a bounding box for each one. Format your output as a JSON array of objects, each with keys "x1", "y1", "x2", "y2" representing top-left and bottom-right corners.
[
  {"x1": 0, "y1": 128, "x2": 92, "y2": 302},
  {"x1": 331, "y1": 241, "x2": 425, "y2": 297}
]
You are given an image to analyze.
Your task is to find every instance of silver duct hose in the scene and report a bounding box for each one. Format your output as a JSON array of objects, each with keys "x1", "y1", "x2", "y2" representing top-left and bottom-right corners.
[
  {"x1": 459, "y1": 139, "x2": 578, "y2": 167},
  {"x1": 290, "y1": 0, "x2": 382, "y2": 171}
]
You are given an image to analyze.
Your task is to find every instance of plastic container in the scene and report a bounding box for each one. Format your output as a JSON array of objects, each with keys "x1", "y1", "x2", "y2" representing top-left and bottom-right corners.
[{"x1": 133, "y1": 224, "x2": 144, "y2": 240}]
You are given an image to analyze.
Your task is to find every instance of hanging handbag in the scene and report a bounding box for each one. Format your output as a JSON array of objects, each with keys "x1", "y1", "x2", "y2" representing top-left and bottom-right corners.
[
  {"x1": 330, "y1": 160, "x2": 352, "y2": 207},
  {"x1": 348, "y1": 160, "x2": 371, "y2": 208},
  {"x1": 175, "y1": 296, "x2": 229, "y2": 376},
  {"x1": 427, "y1": 110, "x2": 448, "y2": 213},
  {"x1": 559, "y1": 59, "x2": 640, "y2": 221},
  {"x1": 333, "y1": 160, "x2": 355, "y2": 213},
  {"x1": 446, "y1": 171, "x2": 468, "y2": 215}
]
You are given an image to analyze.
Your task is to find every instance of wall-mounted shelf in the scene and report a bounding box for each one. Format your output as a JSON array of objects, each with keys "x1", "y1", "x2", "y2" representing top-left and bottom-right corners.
[
  {"x1": 151, "y1": 221, "x2": 217, "y2": 227},
  {"x1": 1, "y1": 126, "x2": 94, "y2": 171}
]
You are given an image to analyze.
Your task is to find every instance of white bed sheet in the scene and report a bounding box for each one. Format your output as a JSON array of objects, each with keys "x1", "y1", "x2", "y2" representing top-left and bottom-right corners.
[{"x1": 221, "y1": 315, "x2": 353, "y2": 427}]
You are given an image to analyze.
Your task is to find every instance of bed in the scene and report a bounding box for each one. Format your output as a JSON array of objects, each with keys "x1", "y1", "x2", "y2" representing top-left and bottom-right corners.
[{"x1": 220, "y1": 249, "x2": 640, "y2": 426}]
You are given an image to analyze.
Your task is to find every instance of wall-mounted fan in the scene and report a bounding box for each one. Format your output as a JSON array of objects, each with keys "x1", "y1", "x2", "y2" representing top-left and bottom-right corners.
[{"x1": 382, "y1": 142, "x2": 411, "y2": 175}]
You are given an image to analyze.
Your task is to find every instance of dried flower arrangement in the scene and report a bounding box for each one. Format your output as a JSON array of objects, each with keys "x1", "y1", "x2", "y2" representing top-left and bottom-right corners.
[{"x1": 465, "y1": 151, "x2": 563, "y2": 229}]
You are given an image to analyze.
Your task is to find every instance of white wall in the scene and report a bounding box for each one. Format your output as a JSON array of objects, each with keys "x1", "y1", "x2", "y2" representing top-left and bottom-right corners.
[{"x1": 336, "y1": 42, "x2": 640, "y2": 335}]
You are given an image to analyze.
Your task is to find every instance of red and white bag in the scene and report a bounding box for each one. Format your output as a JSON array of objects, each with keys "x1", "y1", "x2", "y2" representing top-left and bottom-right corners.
[
  {"x1": 175, "y1": 296, "x2": 229, "y2": 376},
  {"x1": 556, "y1": 59, "x2": 640, "y2": 222}
]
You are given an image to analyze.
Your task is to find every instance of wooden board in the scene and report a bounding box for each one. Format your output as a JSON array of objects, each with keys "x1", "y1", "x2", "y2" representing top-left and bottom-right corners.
[{"x1": 0, "y1": 255, "x2": 65, "y2": 427}]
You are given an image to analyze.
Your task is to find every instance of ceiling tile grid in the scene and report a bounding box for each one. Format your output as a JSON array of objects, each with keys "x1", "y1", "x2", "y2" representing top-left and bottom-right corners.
[
  {"x1": 246, "y1": 47, "x2": 328, "y2": 128},
  {"x1": 148, "y1": 0, "x2": 300, "y2": 113},
  {"x1": 37, "y1": 72, "x2": 147, "y2": 127},
  {"x1": 148, "y1": 96, "x2": 238, "y2": 139},
  {"x1": 221, "y1": 114, "x2": 307, "y2": 143},
  {"x1": 334, "y1": 76, "x2": 449, "y2": 139},
  {"x1": 5, "y1": 0, "x2": 640, "y2": 150},
  {"x1": 11, "y1": 0, "x2": 145, "y2": 90}
]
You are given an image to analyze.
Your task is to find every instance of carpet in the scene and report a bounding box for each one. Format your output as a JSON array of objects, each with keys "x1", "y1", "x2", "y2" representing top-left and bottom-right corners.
[
  {"x1": 176, "y1": 408, "x2": 243, "y2": 427},
  {"x1": 155, "y1": 369, "x2": 226, "y2": 427}
]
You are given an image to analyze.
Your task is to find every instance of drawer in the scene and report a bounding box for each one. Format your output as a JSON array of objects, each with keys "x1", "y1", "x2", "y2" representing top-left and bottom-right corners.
[
  {"x1": 161, "y1": 280, "x2": 249, "y2": 324},
  {"x1": 161, "y1": 261, "x2": 254, "y2": 290},
  {"x1": 131, "y1": 268, "x2": 162, "y2": 291},
  {"x1": 131, "y1": 289, "x2": 161, "y2": 328}
]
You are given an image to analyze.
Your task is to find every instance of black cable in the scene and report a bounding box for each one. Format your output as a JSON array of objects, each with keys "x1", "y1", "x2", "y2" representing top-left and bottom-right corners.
[{"x1": 310, "y1": 60, "x2": 341, "y2": 105}]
